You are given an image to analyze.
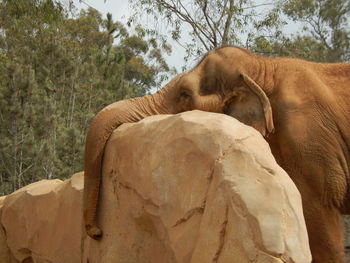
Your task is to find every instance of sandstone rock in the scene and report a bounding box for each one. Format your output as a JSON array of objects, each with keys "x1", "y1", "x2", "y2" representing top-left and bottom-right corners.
[
  {"x1": 0, "y1": 172, "x2": 84, "y2": 263},
  {"x1": 0, "y1": 195, "x2": 18, "y2": 263},
  {"x1": 83, "y1": 110, "x2": 312, "y2": 263}
]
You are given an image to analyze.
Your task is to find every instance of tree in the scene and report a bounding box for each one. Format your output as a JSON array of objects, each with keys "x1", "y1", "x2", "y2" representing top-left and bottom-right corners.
[
  {"x1": 282, "y1": 0, "x2": 350, "y2": 61},
  {"x1": 244, "y1": 0, "x2": 350, "y2": 62},
  {"x1": 0, "y1": 0, "x2": 171, "y2": 195}
]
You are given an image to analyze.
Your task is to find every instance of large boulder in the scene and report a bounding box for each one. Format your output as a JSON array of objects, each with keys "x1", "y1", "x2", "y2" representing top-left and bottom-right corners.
[
  {"x1": 83, "y1": 110, "x2": 312, "y2": 263},
  {"x1": 0, "y1": 173, "x2": 84, "y2": 263}
]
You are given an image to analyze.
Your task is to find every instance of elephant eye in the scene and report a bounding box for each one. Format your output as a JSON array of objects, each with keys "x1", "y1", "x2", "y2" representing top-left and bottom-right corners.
[
  {"x1": 178, "y1": 88, "x2": 193, "y2": 111},
  {"x1": 179, "y1": 90, "x2": 191, "y2": 99}
]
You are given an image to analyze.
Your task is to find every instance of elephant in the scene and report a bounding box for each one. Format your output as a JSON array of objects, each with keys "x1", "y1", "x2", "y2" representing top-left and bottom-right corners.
[{"x1": 83, "y1": 46, "x2": 350, "y2": 262}]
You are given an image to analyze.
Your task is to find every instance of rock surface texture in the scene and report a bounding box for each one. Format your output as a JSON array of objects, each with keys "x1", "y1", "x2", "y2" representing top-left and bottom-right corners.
[
  {"x1": 0, "y1": 172, "x2": 84, "y2": 263},
  {"x1": 0, "y1": 196, "x2": 18, "y2": 263},
  {"x1": 84, "y1": 110, "x2": 312, "y2": 263}
]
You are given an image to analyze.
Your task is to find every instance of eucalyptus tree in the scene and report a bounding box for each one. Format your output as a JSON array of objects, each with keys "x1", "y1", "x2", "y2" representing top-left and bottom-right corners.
[{"x1": 0, "y1": 0, "x2": 171, "y2": 194}]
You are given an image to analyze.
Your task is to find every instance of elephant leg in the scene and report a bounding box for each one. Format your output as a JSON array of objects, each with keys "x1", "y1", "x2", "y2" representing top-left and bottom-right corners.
[
  {"x1": 300, "y1": 187, "x2": 346, "y2": 263},
  {"x1": 267, "y1": 113, "x2": 349, "y2": 262}
]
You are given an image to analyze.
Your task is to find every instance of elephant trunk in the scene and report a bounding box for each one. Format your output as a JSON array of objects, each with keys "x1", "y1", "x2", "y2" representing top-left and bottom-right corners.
[{"x1": 83, "y1": 77, "x2": 179, "y2": 239}]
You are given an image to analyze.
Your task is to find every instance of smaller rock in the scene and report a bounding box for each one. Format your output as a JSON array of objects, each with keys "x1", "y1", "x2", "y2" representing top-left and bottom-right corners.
[
  {"x1": 0, "y1": 173, "x2": 84, "y2": 263},
  {"x1": 0, "y1": 195, "x2": 18, "y2": 263}
]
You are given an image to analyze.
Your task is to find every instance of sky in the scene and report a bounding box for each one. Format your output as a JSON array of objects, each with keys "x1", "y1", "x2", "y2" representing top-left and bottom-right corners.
[{"x1": 75, "y1": 0, "x2": 129, "y2": 23}]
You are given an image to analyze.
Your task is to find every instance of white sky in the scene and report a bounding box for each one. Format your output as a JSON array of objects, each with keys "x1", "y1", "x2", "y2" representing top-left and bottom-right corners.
[{"x1": 75, "y1": 0, "x2": 130, "y2": 22}]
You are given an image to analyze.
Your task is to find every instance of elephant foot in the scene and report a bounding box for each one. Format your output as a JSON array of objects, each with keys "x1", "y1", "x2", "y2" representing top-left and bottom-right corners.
[{"x1": 86, "y1": 225, "x2": 103, "y2": 240}]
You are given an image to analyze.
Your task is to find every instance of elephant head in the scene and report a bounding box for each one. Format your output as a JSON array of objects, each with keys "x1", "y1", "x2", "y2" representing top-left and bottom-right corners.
[{"x1": 84, "y1": 46, "x2": 274, "y2": 239}]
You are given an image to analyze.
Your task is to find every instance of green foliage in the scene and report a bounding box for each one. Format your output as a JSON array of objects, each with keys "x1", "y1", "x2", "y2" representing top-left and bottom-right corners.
[{"x1": 0, "y1": 0, "x2": 171, "y2": 195}]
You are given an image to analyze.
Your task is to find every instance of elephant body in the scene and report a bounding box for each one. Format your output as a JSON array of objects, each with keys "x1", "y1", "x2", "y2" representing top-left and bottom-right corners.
[
  {"x1": 83, "y1": 46, "x2": 350, "y2": 263},
  {"x1": 265, "y1": 59, "x2": 350, "y2": 262}
]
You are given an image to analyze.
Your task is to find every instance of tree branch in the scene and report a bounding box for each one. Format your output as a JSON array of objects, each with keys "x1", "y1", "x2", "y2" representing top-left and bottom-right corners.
[
  {"x1": 222, "y1": 0, "x2": 235, "y2": 45},
  {"x1": 156, "y1": 0, "x2": 211, "y2": 50},
  {"x1": 201, "y1": 0, "x2": 217, "y2": 47},
  {"x1": 243, "y1": 3, "x2": 274, "y2": 10},
  {"x1": 215, "y1": 0, "x2": 229, "y2": 41},
  {"x1": 176, "y1": 0, "x2": 213, "y2": 47},
  {"x1": 17, "y1": 163, "x2": 33, "y2": 179}
]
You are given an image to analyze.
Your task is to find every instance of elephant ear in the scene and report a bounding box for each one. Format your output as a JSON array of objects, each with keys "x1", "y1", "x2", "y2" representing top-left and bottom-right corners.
[
  {"x1": 224, "y1": 73, "x2": 274, "y2": 137},
  {"x1": 241, "y1": 73, "x2": 274, "y2": 135}
]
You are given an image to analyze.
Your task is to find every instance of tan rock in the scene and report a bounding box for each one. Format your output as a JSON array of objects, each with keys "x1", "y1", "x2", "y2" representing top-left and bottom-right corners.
[
  {"x1": 83, "y1": 110, "x2": 312, "y2": 263},
  {"x1": 0, "y1": 195, "x2": 18, "y2": 263},
  {"x1": 1, "y1": 173, "x2": 84, "y2": 263}
]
